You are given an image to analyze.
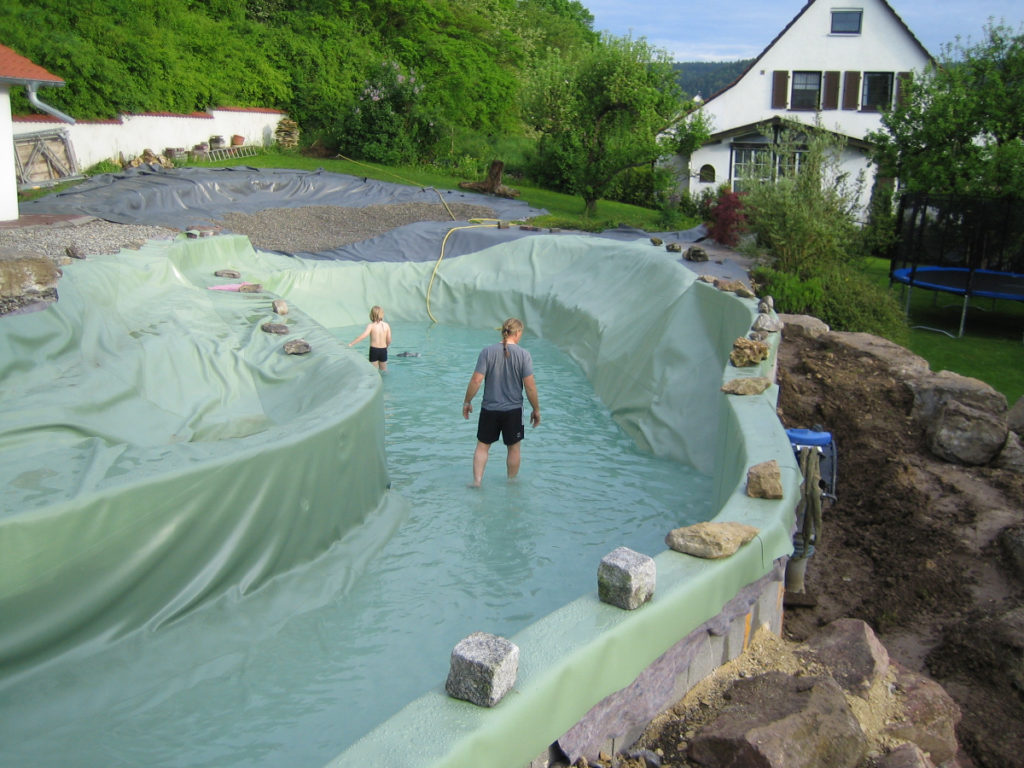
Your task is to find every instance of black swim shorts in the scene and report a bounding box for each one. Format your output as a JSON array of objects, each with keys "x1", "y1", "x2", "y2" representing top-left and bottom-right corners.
[
  {"x1": 369, "y1": 346, "x2": 388, "y2": 363},
  {"x1": 477, "y1": 407, "x2": 525, "y2": 446}
]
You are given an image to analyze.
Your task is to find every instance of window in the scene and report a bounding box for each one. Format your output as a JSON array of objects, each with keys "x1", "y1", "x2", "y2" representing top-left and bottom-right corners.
[
  {"x1": 831, "y1": 9, "x2": 862, "y2": 34},
  {"x1": 861, "y1": 72, "x2": 894, "y2": 110},
  {"x1": 698, "y1": 164, "x2": 716, "y2": 183},
  {"x1": 731, "y1": 146, "x2": 771, "y2": 193},
  {"x1": 731, "y1": 144, "x2": 807, "y2": 193},
  {"x1": 791, "y1": 71, "x2": 821, "y2": 110}
]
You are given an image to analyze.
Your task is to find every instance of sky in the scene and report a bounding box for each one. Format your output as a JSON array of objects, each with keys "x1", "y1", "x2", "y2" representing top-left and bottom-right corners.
[{"x1": 583, "y1": 0, "x2": 1024, "y2": 62}]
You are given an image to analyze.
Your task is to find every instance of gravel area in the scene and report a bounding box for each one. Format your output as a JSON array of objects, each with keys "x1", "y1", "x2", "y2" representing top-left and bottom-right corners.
[
  {"x1": 220, "y1": 202, "x2": 498, "y2": 253},
  {"x1": 0, "y1": 219, "x2": 178, "y2": 264}
]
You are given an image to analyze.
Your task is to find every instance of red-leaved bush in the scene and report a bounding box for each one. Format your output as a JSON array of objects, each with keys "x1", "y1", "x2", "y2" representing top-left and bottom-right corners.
[{"x1": 708, "y1": 190, "x2": 746, "y2": 246}]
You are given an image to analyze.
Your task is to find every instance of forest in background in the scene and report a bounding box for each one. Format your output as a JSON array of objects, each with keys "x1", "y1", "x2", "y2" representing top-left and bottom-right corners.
[
  {"x1": 0, "y1": 2, "x2": 741, "y2": 166},
  {"x1": 673, "y1": 59, "x2": 753, "y2": 101}
]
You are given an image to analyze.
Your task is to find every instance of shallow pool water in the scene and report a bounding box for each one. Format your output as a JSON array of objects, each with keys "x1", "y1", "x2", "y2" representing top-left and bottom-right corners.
[{"x1": 0, "y1": 322, "x2": 711, "y2": 768}]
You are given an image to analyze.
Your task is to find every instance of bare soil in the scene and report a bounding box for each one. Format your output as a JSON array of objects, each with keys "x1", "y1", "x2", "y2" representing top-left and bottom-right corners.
[{"x1": 627, "y1": 331, "x2": 1024, "y2": 768}]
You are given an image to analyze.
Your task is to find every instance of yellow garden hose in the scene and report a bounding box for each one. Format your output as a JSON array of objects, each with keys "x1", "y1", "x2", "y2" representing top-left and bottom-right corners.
[{"x1": 426, "y1": 221, "x2": 500, "y2": 322}]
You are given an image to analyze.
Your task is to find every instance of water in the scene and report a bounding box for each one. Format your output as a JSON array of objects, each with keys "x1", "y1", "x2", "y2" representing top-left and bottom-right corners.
[{"x1": 0, "y1": 323, "x2": 711, "y2": 768}]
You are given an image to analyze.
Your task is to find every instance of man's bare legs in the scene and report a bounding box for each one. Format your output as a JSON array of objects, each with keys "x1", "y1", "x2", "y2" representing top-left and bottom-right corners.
[
  {"x1": 506, "y1": 441, "x2": 521, "y2": 480},
  {"x1": 472, "y1": 440, "x2": 522, "y2": 486},
  {"x1": 472, "y1": 441, "x2": 490, "y2": 487}
]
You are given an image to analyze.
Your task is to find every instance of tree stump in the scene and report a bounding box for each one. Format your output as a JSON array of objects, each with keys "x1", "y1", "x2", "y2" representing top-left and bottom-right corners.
[{"x1": 459, "y1": 160, "x2": 520, "y2": 198}]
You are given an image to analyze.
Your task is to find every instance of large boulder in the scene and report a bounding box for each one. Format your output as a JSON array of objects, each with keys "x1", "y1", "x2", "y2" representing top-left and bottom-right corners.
[
  {"x1": 797, "y1": 618, "x2": 889, "y2": 697},
  {"x1": 688, "y1": 671, "x2": 868, "y2": 768}
]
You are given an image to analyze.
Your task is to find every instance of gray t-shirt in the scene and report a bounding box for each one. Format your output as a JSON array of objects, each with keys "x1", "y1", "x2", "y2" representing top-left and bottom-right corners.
[{"x1": 475, "y1": 342, "x2": 534, "y2": 411}]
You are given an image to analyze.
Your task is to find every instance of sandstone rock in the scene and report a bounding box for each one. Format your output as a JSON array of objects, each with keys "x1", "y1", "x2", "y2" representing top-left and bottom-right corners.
[
  {"x1": 665, "y1": 521, "x2": 759, "y2": 559},
  {"x1": 797, "y1": 618, "x2": 889, "y2": 697},
  {"x1": 994, "y1": 431, "x2": 1024, "y2": 473},
  {"x1": 876, "y1": 742, "x2": 936, "y2": 768},
  {"x1": 650, "y1": 237, "x2": 663, "y2": 246},
  {"x1": 697, "y1": 274, "x2": 717, "y2": 284},
  {"x1": 778, "y1": 313, "x2": 830, "y2": 340},
  {"x1": 746, "y1": 460, "x2": 783, "y2": 499},
  {"x1": 729, "y1": 337, "x2": 769, "y2": 367},
  {"x1": 883, "y1": 663, "x2": 961, "y2": 765},
  {"x1": 721, "y1": 376, "x2": 772, "y2": 396},
  {"x1": 752, "y1": 313, "x2": 783, "y2": 333},
  {"x1": 238, "y1": 283, "x2": 263, "y2": 294},
  {"x1": 597, "y1": 546, "x2": 656, "y2": 610},
  {"x1": 0, "y1": 256, "x2": 61, "y2": 298},
  {"x1": 925, "y1": 399, "x2": 1008, "y2": 466},
  {"x1": 998, "y1": 525, "x2": 1024, "y2": 581},
  {"x1": 758, "y1": 296, "x2": 774, "y2": 313},
  {"x1": 65, "y1": 244, "x2": 86, "y2": 260},
  {"x1": 1006, "y1": 395, "x2": 1024, "y2": 437},
  {"x1": 715, "y1": 278, "x2": 755, "y2": 298},
  {"x1": 260, "y1": 322, "x2": 289, "y2": 335},
  {"x1": 684, "y1": 245, "x2": 708, "y2": 262},
  {"x1": 688, "y1": 671, "x2": 868, "y2": 768},
  {"x1": 445, "y1": 632, "x2": 518, "y2": 707},
  {"x1": 272, "y1": 299, "x2": 289, "y2": 315},
  {"x1": 826, "y1": 331, "x2": 931, "y2": 379},
  {"x1": 214, "y1": 269, "x2": 242, "y2": 279},
  {"x1": 283, "y1": 339, "x2": 311, "y2": 355},
  {"x1": 666, "y1": 242, "x2": 682, "y2": 253}
]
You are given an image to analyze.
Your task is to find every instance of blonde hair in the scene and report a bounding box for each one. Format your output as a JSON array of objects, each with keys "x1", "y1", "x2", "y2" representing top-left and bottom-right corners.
[
  {"x1": 369, "y1": 305, "x2": 384, "y2": 322},
  {"x1": 501, "y1": 317, "x2": 523, "y2": 357}
]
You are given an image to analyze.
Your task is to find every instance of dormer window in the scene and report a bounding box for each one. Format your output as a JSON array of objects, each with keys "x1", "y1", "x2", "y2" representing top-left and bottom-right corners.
[{"x1": 831, "y1": 9, "x2": 863, "y2": 34}]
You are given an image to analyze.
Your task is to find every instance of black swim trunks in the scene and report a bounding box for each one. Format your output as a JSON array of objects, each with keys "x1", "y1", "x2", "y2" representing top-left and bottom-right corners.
[
  {"x1": 369, "y1": 346, "x2": 388, "y2": 363},
  {"x1": 477, "y1": 408, "x2": 524, "y2": 446}
]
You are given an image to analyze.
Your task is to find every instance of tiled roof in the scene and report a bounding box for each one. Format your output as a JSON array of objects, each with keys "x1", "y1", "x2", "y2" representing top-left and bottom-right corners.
[{"x1": 0, "y1": 43, "x2": 63, "y2": 85}]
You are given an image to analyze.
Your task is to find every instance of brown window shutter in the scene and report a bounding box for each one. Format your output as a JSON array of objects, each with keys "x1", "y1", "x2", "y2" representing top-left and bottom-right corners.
[
  {"x1": 823, "y1": 71, "x2": 840, "y2": 110},
  {"x1": 771, "y1": 71, "x2": 789, "y2": 109},
  {"x1": 842, "y1": 71, "x2": 861, "y2": 110},
  {"x1": 896, "y1": 71, "x2": 912, "y2": 107}
]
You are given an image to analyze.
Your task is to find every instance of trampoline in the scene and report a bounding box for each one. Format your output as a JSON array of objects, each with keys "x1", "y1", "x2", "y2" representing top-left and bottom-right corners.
[
  {"x1": 890, "y1": 192, "x2": 1024, "y2": 338},
  {"x1": 891, "y1": 266, "x2": 1024, "y2": 337}
]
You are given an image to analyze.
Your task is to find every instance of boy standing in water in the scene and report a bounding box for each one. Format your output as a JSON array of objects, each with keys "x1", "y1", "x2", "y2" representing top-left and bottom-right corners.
[
  {"x1": 349, "y1": 305, "x2": 392, "y2": 371},
  {"x1": 462, "y1": 317, "x2": 541, "y2": 487}
]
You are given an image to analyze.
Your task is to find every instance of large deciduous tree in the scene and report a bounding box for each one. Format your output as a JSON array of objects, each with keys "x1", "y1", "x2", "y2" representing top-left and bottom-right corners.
[
  {"x1": 526, "y1": 34, "x2": 708, "y2": 216},
  {"x1": 869, "y1": 21, "x2": 1024, "y2": 197}
]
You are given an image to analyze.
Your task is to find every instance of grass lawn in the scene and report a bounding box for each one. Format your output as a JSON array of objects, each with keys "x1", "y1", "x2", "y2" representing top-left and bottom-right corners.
[{"x1": 863, "y1": 257, "x2": 1024, "y2": 404}]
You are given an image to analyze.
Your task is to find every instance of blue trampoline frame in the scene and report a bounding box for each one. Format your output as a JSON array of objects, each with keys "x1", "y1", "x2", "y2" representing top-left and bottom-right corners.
[{"x1": 890, "y1": 265, "x2": 1024, "y2": 338}]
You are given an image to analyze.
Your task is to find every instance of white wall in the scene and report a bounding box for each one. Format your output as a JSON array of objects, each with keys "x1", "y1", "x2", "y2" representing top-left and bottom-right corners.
[
  {"x1": 0, "y1": 87, "x2": 18, "y2": 221},
  {"x1": 12, "y1": 107, "x2": 287, "y2": 171}
]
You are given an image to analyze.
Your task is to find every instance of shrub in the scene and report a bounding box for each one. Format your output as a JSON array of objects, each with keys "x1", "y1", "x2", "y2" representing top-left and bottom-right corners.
[
  {"x1": 337, "y1": 60, "x2": 439, "y2": 165},
  {"x1": 750, "y1": 266, "x2": 825, "y2": 314},
  {"x1": 754, "y1": 263, "x2": 908, "y2": 343},
  {"x1": 708, "y1": 189, "x2": 746, "y2": 245}
]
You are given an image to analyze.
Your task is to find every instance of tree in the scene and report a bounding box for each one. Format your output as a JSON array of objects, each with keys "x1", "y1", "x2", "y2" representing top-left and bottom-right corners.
[
  {"x1": 526, "y1": 34, "x2": 709, "y2": 216},
  {"x1": 868, "y1": 21, "x2": 1024, "y2": 197}
]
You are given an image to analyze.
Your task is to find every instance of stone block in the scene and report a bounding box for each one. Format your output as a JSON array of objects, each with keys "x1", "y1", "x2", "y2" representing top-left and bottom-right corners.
[
  {"x1": 598, "y1": 546, "x2": 656, "y2": 610},
  {"x1": 445, "y1": 632, "x2": 519, "y2": 707}
]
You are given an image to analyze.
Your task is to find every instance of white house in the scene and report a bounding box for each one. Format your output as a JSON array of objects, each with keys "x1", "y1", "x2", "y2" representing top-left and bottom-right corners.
[
  {"x1": 680, "y1": 0, "x2": 932, "y2": 213},
  {"x1": 0, "y1": 44, "x2": 69, "y2": 222}
]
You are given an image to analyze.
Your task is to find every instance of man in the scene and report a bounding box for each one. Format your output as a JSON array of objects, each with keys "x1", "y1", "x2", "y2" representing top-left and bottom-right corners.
[{"x1": 462, "y1": 317, "x2": 541, "y2": 487}]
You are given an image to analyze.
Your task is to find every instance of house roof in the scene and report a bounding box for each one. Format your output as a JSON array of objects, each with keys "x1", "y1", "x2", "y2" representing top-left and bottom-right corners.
[
  {"x1": 0, "y1": 43, "x2": 64, "y2": 86},
  {"x1": 703, "y1": 0, "x2": 932, "y2": 104}
]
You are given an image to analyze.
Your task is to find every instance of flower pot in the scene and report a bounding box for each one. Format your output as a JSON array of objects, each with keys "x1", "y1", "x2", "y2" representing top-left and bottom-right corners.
[{"x1": 231, "y1": 134, "x2": 245, "y2": 146}]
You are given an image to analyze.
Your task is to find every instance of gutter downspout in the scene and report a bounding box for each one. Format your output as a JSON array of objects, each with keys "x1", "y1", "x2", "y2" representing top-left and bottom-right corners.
[{"x1": 25, "y1": 82, "x2": 75, "y2": 124}]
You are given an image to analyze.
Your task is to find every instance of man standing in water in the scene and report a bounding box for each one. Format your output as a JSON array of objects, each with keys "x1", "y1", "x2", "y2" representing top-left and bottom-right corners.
[{"x1": 462, "y1": 318, "x2": 541, "y2": 487}]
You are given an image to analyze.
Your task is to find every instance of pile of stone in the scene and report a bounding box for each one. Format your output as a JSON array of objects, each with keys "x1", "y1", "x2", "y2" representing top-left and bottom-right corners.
[
  {"x1": 275, "y1": 118, "x2": 300, "y2": 150},
  {"x1": 123, "y1": 149, "x2": 174, "y2": 169}
]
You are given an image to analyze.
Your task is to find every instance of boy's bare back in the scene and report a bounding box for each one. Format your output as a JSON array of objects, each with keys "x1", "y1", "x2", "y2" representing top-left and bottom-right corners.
[{"x1": 368, "y1": 320, "x2": 391, "y2": 348}]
